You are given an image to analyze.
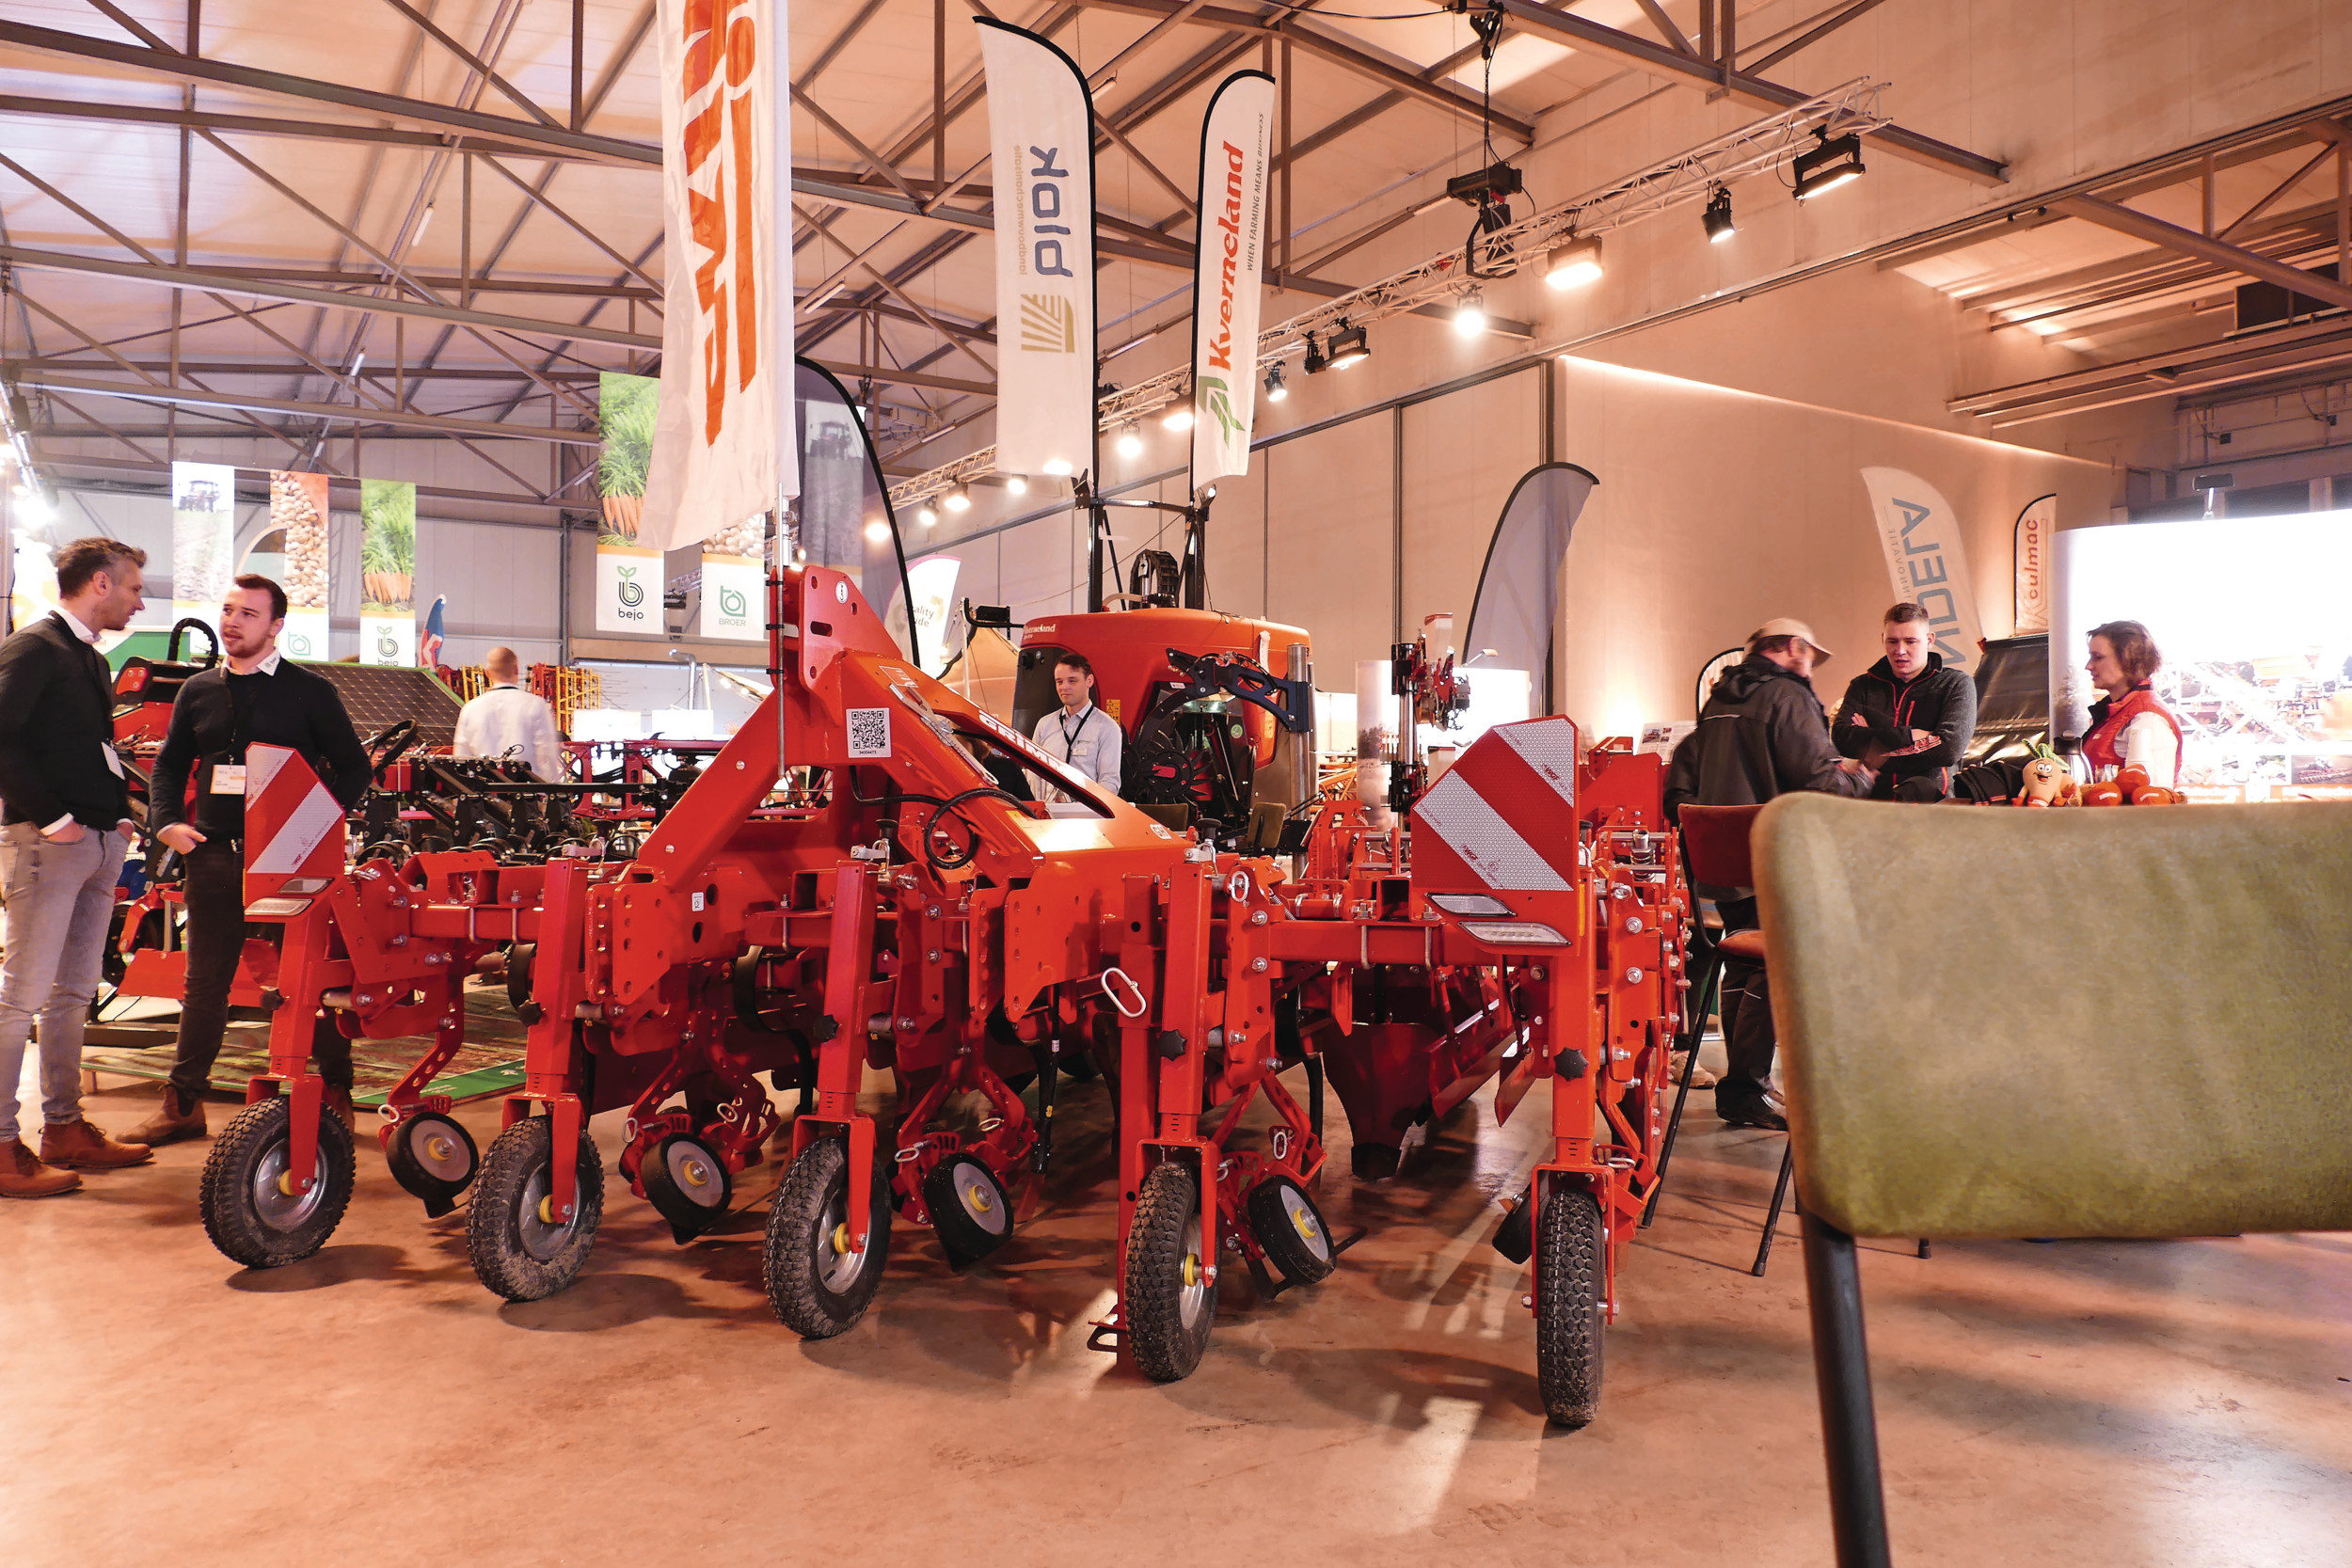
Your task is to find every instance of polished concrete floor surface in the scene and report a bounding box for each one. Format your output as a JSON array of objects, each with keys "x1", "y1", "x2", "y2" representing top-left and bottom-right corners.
[{"x1": 5, "y1": 1057, "x2": 2348, "y2": 1568}]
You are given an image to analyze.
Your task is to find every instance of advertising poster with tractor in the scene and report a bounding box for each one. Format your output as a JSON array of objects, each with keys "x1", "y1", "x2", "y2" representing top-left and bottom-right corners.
[
  {"x1": 359, "y1": 478, "x2": 416, "y2": 666},
  {"x1": 270, "y1": 469, "x2": 332, "y2": 660},
  {"x1": 170, "y1": 460, "x2": 237, "y2": 633},
  {"x1": 597, "y1": 371, "x2": 661, "y2": 635}
]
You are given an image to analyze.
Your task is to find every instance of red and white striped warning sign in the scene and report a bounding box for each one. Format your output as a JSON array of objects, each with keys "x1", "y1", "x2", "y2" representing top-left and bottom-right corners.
[
  {"x1": 1410, "y1": 716, "x2": 1581, "y2": 892},
  {"x1": 243, "y1": 743, "x2": 345, "y2": 898}
]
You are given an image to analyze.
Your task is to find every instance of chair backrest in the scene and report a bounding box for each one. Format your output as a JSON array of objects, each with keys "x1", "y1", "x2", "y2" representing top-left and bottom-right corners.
[
  {"x1": 1679, "y1": 802, "x2": 1762, "y2": 889},
  {"x1": 1754, "y1": 793, "x2": 2352, "y2": 1241}
]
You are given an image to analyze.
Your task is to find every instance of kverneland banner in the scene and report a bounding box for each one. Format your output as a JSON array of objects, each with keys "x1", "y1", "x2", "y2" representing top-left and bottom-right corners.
[
  {"x1": 641, "y1": 0, "x2": 797, "y2": 554},
  {"x1": 1189, "y1": 70, "x2": 1274, "y2": 494},
  {"x1": 977, "y1": 18, "x2": 1096, "y2": 482},
  {"x1": 1859, "y1": 467, "x2": 1985, "y2": 676}
]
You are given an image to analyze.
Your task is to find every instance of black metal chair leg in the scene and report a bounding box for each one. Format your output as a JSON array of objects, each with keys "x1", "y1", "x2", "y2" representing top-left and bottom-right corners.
[
  {"x1": 1753, "y1": 1137, "x2": 1796, "y2": 1276},
  {"x1": 1801, "y1": 1211, "x2": 1893, "y2": 1568},
  {"x1": 1642, "y1": 954, "x2": 1722, "y2": 1229},
  {"x1": 1916, "y1": 1238, "x2": 1931, "y2": 1259}
]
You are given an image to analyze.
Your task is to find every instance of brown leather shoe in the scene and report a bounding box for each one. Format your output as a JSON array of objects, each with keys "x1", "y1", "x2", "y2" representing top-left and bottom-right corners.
[
  {"x1": 123, "y1": 1085, "x2": 208, "y2": 1146},
  {"x1": 40, "y1": 1117, "x2": 154, "y2": 1170},
  {"x1": 0, "y1": 1138, "x2": 82, "y2": 1197},
  {"x1": 324, "y1": 1085, "x2": 357, "y2": 1135}
]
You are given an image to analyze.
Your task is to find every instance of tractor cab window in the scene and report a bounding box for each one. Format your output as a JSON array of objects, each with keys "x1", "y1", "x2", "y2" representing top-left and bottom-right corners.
[{"x1": 1011, "y1": 643, "x2": 1074, "y2": 740}]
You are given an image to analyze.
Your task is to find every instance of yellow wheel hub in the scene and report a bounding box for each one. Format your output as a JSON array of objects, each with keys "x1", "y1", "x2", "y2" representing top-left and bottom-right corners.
[
  {"x1": 967, "y1": 1187, "x2": 993, "y2": 1213},
  {"x1": 832, "y1": 1222, "x2": 852, "y2": 1255},
  {"x1": 1180, "y1": 1253, "x2": 1200, "y2": 1287},
  {"x1": 537, "y1": 1195, "x2": 559, "y2": 1224},
  {"x1": 423, "y1": 1136, "x2": 453, "y2": 1163},
  {"x1": 1294, "y1": 1210, "x2": 1318, "y2": 1242}
]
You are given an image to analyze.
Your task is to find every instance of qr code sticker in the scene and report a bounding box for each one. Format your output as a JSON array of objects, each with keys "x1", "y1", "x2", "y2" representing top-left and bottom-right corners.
[{"x1": 847, "y1": 706, "x2": 891, "y2": 758}]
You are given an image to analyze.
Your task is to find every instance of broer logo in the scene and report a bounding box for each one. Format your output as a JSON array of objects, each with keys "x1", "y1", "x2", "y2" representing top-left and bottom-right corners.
[
  {"x1": 718, "y1": 584, "x2": 748, "y2": 619},
  {"x1": 617, "y1": 565, "x2": 645, "y2": 609},
  {"x1": 1021, "y1": 294, "x2": 1076, "y2": 353}
]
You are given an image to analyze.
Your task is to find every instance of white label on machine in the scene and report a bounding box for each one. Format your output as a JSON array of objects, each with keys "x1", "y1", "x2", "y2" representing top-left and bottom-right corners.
[
  {"x1": 846, "y1": 707, "x2": 891, "y2": 759},
  {"x1": 210, "y1": 764, "x2": 247, "y2": 796}
]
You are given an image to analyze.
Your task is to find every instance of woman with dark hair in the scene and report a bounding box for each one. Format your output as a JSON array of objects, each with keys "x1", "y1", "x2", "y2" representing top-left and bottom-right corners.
[{"x1": 2080, "y1": 619, "x2": 2183, "y2": 788}]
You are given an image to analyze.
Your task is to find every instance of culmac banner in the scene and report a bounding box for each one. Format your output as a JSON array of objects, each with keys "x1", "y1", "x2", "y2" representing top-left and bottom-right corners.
[
  {"x1": 269, "y1": 470, "x2": 331, "y2": 660},
  {"x1": 1859, "y1": 467, "x2": 1985, "y2": 677},
  {"x1": 1188, "y1": 70, "x2": 1274, "y2": 495},
  {"x1": 641, "y1": 0, "x2": 797, "y2": 554},
  {"x1": 170, "y1": 461, "x2": 235, "y2": 632},
  {"x1": 358, "y1": 478, "x2": 417, "y2": 667},
  {"x1": 2013, "y1": 492, "x2": 2054, "y2": 635},
  {"x1": 977, "y1": 18, "x2": 1096, "y2": 482}
]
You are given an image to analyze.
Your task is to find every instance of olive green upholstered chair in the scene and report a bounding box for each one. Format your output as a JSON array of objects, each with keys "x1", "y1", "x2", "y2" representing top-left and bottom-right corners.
[{"x1": 1753, "y1": 793, "x2": 2352, "y2": 1568}]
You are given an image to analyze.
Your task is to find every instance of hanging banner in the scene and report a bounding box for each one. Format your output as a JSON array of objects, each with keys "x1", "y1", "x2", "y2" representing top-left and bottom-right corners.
[
  {"x1": 904, "y1": 555, "x2": 961, "y2": 676},
  {"x1": 639, "y1": 0, "x2": 796, "y2": 554},
  {"x1": 598, "y1": 372, "x2": 661, "y2": 634},
  {"x1": 419, "y1": 594, "x2": 447, "y2": 668},
  {"x1": 1188, "y1": 70, "x2": 1274, "y2": 495},
  {"x1": 698, "y1": 514, "x2": 764, "y2": 641},
  {"x1": 1462, "y1": 463, "x2": 1598, "y2": 712},
  {"x1": 170, "y1": 461, "x2": 236, "y2": 630},
  {"x1": 1858, "y1": 467, "x2": 1986, "y2": 678},
  {"x1": 269, "y1": 469, "x2": 331, "y2": 660},
  {"x1": 596, "y1": 545, "x2": 661, "y2": 635},
  {"x1": 358, "y1": 478, "x2": 416, "y2": 667},
  {"x1": 2013, "y1": 492, "x2": 2054, "y2": 635},
  {"x1": 977, "y1": 18, "x2": 1096, "y2": 482}
]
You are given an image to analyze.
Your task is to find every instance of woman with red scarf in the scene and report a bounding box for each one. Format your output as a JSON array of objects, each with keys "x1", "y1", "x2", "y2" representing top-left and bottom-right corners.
[{"x1": 2080, "y1": 619, "x2": 2184, "y2": 787}]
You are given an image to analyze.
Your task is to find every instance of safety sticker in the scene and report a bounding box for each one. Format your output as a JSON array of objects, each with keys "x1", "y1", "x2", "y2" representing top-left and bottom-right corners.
[{"x1": 847, "y1": 707, "x2": 891, "y2": 758}]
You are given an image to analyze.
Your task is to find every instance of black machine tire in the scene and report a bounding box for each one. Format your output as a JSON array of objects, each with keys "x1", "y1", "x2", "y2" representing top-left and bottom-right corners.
[
  {"x1": 1492, "y1": 1180, "x2": 1535, "y2": 1264},
  {"x1": 764, "y1": 1137, "x2": 893, "y2": 1338},
  {"x1": 1535, "y1": 1185, "x2": 1607, "y2": 1430},
  {"x1": 504, "y1": 942, "x2": 536, "y2": 1013},
  {"x1": 1124, "y1": 1162, "x2": 1216, "y2": 1382},
  {"x1": 199, "y1": 1096, "x2": 357, "y2": 1269},
  {"x1": 384, "y1": 1110, "x2": 480, "y2": 1218},
  {"x1": 641, "y1": 1132, "x2": 733, "y2": 1242},
  {"x1": 1246, "y1": 1173, "x2": 1337, "y2": 1286},
  {"x1": 466, "y1": 1117, "x2": 605, "y2": 1302},
  {"x1": 923, "y1": 1152, "x2": 1013, "y2": 1267}
]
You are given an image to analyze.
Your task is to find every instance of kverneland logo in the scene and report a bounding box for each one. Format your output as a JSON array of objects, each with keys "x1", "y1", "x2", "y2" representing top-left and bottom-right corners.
[{"x1": 1203, "y1": 140, "x2": 1248, "y2": 378}]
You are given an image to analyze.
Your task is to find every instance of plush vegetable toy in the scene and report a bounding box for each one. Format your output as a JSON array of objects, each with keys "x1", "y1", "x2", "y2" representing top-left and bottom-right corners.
[{"x1": 2015, "y1": 745, "x2": 2076, "y2": 807}]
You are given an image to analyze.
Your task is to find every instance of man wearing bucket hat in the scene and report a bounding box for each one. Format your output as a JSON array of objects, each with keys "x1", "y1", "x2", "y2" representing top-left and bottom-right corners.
[{"x1": 1664, "y1": 617, "x2": 1881, "y2": 1129}]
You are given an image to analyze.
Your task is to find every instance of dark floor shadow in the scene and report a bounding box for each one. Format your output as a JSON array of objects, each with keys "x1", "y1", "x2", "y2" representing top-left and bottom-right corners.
[
  {"x1": 224, "y1": 1243, "x2": 461, "y2": 1292},
  {"x1": 1163, "y1": 1344, "x2": 1547, "y2": 1430},
  {"x1": 493, "y1": 1269, "x2": 772, "y2": 1331}
]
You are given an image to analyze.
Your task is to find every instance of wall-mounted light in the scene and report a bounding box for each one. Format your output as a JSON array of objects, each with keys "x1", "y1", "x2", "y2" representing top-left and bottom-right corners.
[
  {"x1": 1793, "y1": 131, "x2": 1865, "y2": 200},
  {"x1": 1544, "y1": 235, "x2": 1604, "y2": 290},
  {"x1": 1325, "y1": 320, "x2": 1369, "y2": 370},
  {"x1": 1263, "y1": 361, "x2": 1288, "y2": 402},
  {"x1": 1453, "y1": 288, "x2": 1487, "y2": 338},
  {"x1": 1703, "y1": 184, "x2": 1735, "y2": 244},
  {"x1": 1116, "y1": 423, "x2": 1143, "y2": 458}
]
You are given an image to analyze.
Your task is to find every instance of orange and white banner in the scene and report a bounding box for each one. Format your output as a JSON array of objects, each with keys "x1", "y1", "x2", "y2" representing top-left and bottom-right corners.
[
  {"x1": 977, "y1": 19, "x2": 1096, "y2": 483},
  {"x1": 641, "y1": 0, "x2": 796, "y2": 554},
  {"x1": 2013, "y1": 492, "x2": 2054, "y2": 635},
  {"x1": 1189, "y1": 70, "x2": 1274, "y2": 494}
]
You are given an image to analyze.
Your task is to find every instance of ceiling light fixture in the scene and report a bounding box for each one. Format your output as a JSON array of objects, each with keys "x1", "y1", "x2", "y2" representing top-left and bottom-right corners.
[
  {"x1": 1041, "y1": 457, "x2": 1073, "y2": 477},
  {"x1": 1302, "y1": 334, "x2": 1329, "y2": 375},
  {"x1": 915, "y1": 504, "x2": 938, "y2": 527},
  {"x1": 1453, "y1": 288, "x2": 1488, "y2": 338},
  {"x1": 943, "y1": 484, "x2": 971, "y2": 513},
  {"x1": 1543, "y1": 235, "x2": 1604, "y2": 290},
  {"x1": 1005, "y1": 473, "x2": 1028, "y2": 495},
  {"x1": 1324, "y1": 321, "x2": 1369, "y2": 370},
  {"x1": 1792, "y1": 131, "x2": 1866, "y2": 200},
  {"x1": 866, "y1": 519, "x2": 895, "y2": 542},
  {"x1": 1703, "y1": 184, "x2": 1736, "y2": 244},
  {"x1": 1116, "y1": 423, "x2": 1143, "y2": 458},
  {"x1": 1263, "y1": 361, "x2": 1288, "y2": 402},
  {"x1": 1162, "y1": 404, "x2": 1194, "y2": 432}
]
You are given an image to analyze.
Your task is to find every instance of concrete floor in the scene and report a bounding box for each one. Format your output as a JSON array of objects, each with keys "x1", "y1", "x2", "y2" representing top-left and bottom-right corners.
[{"x1": 5, "y1": 1052, "x2": 2349, "y2": 1568}]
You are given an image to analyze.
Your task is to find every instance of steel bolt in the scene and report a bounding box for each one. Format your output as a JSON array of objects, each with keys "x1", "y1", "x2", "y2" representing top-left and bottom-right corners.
[
  {"x1": 1625, "y1": 915, "x2": 1645, "y2": 934},
  {"x1": 1250, "y1": 957, "x2": 1267, "y2": 973},
  {"x1": 1250, "y1": 910, "x2": 1267, "y2": 925},
  {"x1": 928, "y1": 905, "x2": 942, "y2": 918},
  {"x1": 1624, "y1": 967, "x2": 1645, "y2": 985},
  {"x1": 898, "y1": 1016, "x2": 915, "y2": 1030},
  {"x1": 927, "y1": 949, "x2": 940, "y2": 962},
  {"x1": 1522, "y1": 1294, "x2": 1534, "y2": 1307}
]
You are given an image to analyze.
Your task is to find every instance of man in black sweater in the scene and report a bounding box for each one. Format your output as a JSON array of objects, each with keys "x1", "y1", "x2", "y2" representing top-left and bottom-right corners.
[
  {"x1": 0, "y1": 537, "x2": 158, "y2": 1196},
  {"x1": 126, "y1": 575, "x2": 373, "y2": 1145},
  {"x1": 1831, "y1": 602, "x2": 1979, "y2": 801}
]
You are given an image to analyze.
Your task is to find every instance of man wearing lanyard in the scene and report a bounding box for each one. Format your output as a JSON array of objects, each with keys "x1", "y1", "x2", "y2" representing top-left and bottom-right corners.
[
  {"x1": 0, "y1": 538, "x2": 157, "y2": 1196},
  {"x1": 126, "y1": 575, "x2": 373, "y2": 1146},
  {"x1": 1029, "y1": 651, "x2": 1122, "y2": 801}
]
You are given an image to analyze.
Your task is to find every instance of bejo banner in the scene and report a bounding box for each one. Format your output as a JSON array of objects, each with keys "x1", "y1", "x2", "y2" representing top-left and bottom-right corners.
[
  {"x1": 598, "y1": 372, "x2": 661, "y2": 634},
  {"x1": 269, "y1": 469, "x2": 331, "y2": 660},
  {"x1": 1189, "y1": 70, "x2": 1274, "y2": 495},
  {"x1": 641, "y1": 0, "x2": 797, "y2": 554},
  {"x1": 1859, "y1": 467, "x2": 1985, "y2": 676},
  {"x1": 358, "y1": 478, "x2": 416, "y2": 667},
  {"x1": 977, "y1": 17, "x2": 1096, "y2": 482},
  {"x1": 170, "y1": 461, "x2": 236, "y2": 632}
]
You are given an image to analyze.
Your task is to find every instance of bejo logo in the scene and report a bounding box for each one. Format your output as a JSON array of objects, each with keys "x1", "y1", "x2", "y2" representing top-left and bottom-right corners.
[
  {"x1": 375, "y1": 627, "x2": 398, "y2": 659},
  {"x1": 617, "y1": 565, "x2": 644, "y2": 609}
]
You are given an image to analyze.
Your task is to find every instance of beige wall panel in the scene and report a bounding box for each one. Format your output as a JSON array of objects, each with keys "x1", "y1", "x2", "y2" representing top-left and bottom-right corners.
[
  {"x1": 1265, "y1": 415, "x2": 1395, "y2": 673},
  {"x1": 1401, "y1": 368, "x2": 1543, "y2": 652},
  {"x1": 1204, "y1": 462, "x2": 1270, "y2": 620},
  {"x1": 995, "y1": 512, "x2": 1083, "y2": 622}
]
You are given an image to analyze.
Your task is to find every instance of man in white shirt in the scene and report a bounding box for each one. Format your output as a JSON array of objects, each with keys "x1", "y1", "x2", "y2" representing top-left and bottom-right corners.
[
  {"x1": 453, "y1": 647, "x2": 564, "y2": 781},
  {"x1": 1029, "y1": 651, "x2": 1121, "y2": 800}
]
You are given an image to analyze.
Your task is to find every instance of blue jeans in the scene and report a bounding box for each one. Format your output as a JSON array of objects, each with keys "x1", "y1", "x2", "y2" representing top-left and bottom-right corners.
[{"x1": 0, "y1": 823, "x2": 124, "y2": 1142}]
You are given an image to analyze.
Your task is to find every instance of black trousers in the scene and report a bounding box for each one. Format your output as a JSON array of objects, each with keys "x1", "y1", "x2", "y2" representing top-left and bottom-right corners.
[
  {"x1": 1712, "y1": 895, "x2": 1776, "y2": 1100},
  {"x1": 168, "y1": 844, "x2": 351, "y2": 1098}
]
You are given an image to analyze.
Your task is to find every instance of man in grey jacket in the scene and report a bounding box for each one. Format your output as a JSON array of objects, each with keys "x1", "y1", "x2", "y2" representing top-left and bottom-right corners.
[{"x1": 1665, "y1": 619, "x2": 1879, "y2": 1129}]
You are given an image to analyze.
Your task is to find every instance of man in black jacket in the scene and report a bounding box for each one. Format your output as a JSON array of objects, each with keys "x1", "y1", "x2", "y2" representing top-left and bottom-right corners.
[
  {"x1": 1832, "y1": 602, "x2": 1978, "y2": 801},
  {"x1": 1665, "y1": 619, "x2": 1879, "y2": 1129},
  {"x1": 125, "y1": 574, "x2": 373, "y2": 1145},
  {"x1": 0, "y1": 537, "x2": 158, "y2": 1196}
]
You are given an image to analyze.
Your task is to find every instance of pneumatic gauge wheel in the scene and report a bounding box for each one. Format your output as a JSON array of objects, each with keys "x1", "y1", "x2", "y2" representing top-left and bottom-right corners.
[
  {"x1": 1123, "y1": 1162, "x2": 1216, "y2": 1382},
  {"x1": 924, "y1": 1152, "x2": 1013, "y2": 1267},
  {"x1": 764, "y1": 1137, "x2": 894, "y2": 1338},
  {"x1": 1245, "y1": 1173, "x2": 1336, "y2": 1286},
  {"x1": 199, "y1": 1096, "x2": 357, "y2": 1269},
  {"x1": 466, "y1": 1117, "x2": 605, "y2": 1302},
  {"x1": 1535, "y1": 1185, "x2": 1607, "y2": 1429}
]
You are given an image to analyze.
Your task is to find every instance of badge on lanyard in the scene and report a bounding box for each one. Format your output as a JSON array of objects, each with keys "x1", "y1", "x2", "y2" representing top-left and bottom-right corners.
[{"x1": 211, "y1": 763, "x2": 247, "y2": 796}]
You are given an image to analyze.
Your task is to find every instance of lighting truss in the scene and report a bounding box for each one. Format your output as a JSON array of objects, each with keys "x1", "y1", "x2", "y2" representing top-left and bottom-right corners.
[{"x1": 888, "y1": 79, "x2": 1891, "y2": 506}]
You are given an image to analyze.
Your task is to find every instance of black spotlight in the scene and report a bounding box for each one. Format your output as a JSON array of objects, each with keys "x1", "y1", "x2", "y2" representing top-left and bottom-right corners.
[
  {"x1": 1792, "y1": 131, "x2": 1865, "y2": 200},
  {"x1": 1302, "y1": 333, "x2": 1329, "y2": 375},
  {"x1": 1703, "y1": 184, "x2": 1735, "y2": 243}
]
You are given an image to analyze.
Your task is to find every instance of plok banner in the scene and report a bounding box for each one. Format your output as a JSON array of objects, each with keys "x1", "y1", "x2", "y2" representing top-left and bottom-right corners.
[
  {"x1": 640, "y1": 0, "x2": 797, "y2": 554},
  {"x1": 977, "y1": 17, "x2": 1096, "y2": 482},
  {"x1": 269, "y1": 469, "x2": 331, "y2": 660},
  {"x1": 1858, "y1": 467, "x2": 1986, "y2": 677},
  {"x1": 358, "y1": 478, "x2": 417, "y2": 666},
  {"x1": 170, "y1": 461, "x2": 236, "y2": 631},
  {"x1": 2013, "y1": 492, "x2": 2054, "y2": 635},
  {"x1": 1189, "y1": 70, "x2": 1274, "y2": 495}
]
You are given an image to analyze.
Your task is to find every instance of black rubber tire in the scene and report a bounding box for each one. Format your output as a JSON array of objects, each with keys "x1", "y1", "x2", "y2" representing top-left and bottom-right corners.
[
  {"x1": 764, "y1": 1138, "x2": 893, "y2": 1338},
  {"x1": 1246, "y1": 1173, "x2": 1336, "y2": 1286},
  {"x1": 466, "y1": 1117, "x2": 605, "y2": 1302},
  {"x1": 199, "y1": 1096, "x2": 357, "y2": 1269},
  {"x1": 924, "y1": 1152, "x2": 1013, "y2": 1267},
  {"x1": 1124, "y1": 1162, "x2": 1216, "y2": 1382},
  {"x1": 384, "y1": 1110, "x2": 480, "y2": 1217},
  {"x1": 641, "y1": 1132, "x2": 732, "y2": 1242},
  {"x1": 1536, "y1": 1185, "x2": 1607, "y2": 1429}
]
